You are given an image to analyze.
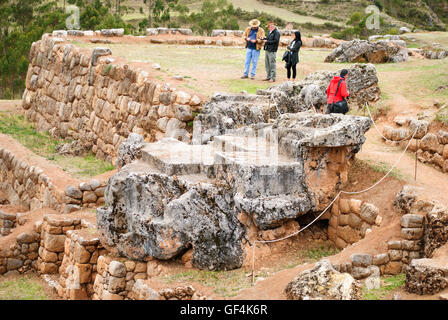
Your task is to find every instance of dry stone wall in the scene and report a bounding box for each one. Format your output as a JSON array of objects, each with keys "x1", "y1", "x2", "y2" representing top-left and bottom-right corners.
[
  {"x1": 21, "y1": 35, "x2": 203, "y2": 163},
  {"x1": 0, "y1": 147, "x2": 61, "y2": 211},
  {"x1": 383, "y1": 123, "x2": 448, "y2": 174},
  {"x1": 0, "y1": 230, "x2": 40, "y2": 275},
  {"x1": 64, "y1": 179, "x2": 107, "y2": 214},
  {"x1": 328, "y1": 198, "x2": 381, "y2": 249},
  {"x1": 37, "y1": 214, "x2": 83, "y2": 275},
  {"x1": 57, "y1": 229, "x2": 105, "y2": 299},
  {"x1": 0, "y1": 210, "x2": 17, "y2": 236}
]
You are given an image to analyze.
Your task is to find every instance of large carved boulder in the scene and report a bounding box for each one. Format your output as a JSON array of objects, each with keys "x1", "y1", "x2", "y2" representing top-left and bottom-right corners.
[
  {"x1": 325, "y1": 39, "x2": 409, "y2": 64},
  {"x1": 97, "y1": 166, "x2": 246, "y2": 271},
  {"x1": 97, "y1": 112, "x2": 371, "y2": 270},
  {"x1": 285, "y1": 259, "x2": 362, "y2": 300},
  {"x1": 195, "y1": 64, "x2": 379, "y2": 142}
]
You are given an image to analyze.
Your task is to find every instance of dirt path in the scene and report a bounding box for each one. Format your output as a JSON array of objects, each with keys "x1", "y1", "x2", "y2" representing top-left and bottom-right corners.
[{"x1": 358, "y1": 122, "x2": 448, "y2": 208}]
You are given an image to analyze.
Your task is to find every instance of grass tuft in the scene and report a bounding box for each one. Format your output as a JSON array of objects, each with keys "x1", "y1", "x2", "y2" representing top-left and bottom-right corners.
[
  {"x1": 0, "y1": 276, "x2": 48, "y2": 300},
  {"x1": 362, "y1": 273, "x2": 406, "y2": 300},
  {"x1": 0, "y1": 111, "x2": 115, "y2": 178}
]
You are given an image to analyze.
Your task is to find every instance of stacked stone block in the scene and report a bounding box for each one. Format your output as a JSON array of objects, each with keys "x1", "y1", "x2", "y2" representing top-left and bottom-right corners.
[
  {"x1": 0, "y1": 231, "x2": 40, "y2": 275},
  {"x1": 0, "y1": 147, "x2": 60, "y2": 210},
  {"x1": 93, "y1": 256, "x2": 148, "y2": 300},
  {"x1": 37, "y1": 214, "x2": 82, "y2": 275},
  {"x1": 57, "y1": 229, "x2": 104, "y2": 300},
  {"x1": 384, "y1": 121, "x2": 448, "y2": 174},
  {"x1": 0, "y1": 210, "x2": 17, "y2": 236},
  {"x1": 328, "y1": 198, "x2": 381, "y2": 249},
  {"x1": 64, "y1": 179, "x2": 107, "y2": 213},
  {"x1": 21, "y1": 35, "x2": 203, "y2": 163}
]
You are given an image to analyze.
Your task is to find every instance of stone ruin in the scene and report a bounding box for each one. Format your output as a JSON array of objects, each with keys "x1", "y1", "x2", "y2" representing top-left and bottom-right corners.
[
  {"x1": 97, "y1": 110, "x2": 371, "y2": 271},
  {"x1": 95, "y1": 62, "x2": 381, "y2": 271},
  {"x1": 325, "y1": 39, "x2": 410, "y2": 64}
]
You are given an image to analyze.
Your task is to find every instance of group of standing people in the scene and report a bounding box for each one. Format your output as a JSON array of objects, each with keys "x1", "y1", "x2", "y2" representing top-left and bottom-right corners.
[
  {"x1": 241, "y1": 19, "x2": 302, "y2": 82},
  {"x1": 241, "y1": 18, "x2": 349, "y2": 115}
]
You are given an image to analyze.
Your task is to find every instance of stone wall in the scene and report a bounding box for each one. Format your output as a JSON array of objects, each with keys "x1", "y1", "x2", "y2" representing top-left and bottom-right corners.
[
  {"x1": 57, "y1": 229, "x2": 105, "y2": 299},
  {"x1": 328, "y1": 198, "x2": 381, "y2": 249},
  {"x1": 0, "y1": 147, "x2": 61, "y2": 211},
  {"x1": 37, "y1": 214, "x2": 83, "y2": 275},
  {"x1": 0, "y1": 231, "x2": 40, "y2": 275},
  {"x1": 384, "y1": 123, "x2": 448, "y2": 174},
  {"x1": 0, "y1": 210, "x2": 17, "y2": 236},
  {"x1": 21, "y1": 35, "x2": 203, "y2": 163},
  {"x1": 93, "y1": 255, "x2": 148, "y2": 300},
  {"x1": 64, "y1": 179, "x2": 107, "y2": 214}
]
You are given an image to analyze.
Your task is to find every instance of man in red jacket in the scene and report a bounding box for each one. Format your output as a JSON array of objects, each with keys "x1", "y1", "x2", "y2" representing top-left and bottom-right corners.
[{"x1": 326, "y1": 69, "x2": 350, "y2": 114}]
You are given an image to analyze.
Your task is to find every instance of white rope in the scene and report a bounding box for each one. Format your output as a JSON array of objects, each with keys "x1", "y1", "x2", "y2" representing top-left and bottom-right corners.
[
  {"x1": 249, "y1": 111, "x2": 422, "y2": 285},
  {"x1": 365, "y1": 102, "x2": 416, "y2": 143}
]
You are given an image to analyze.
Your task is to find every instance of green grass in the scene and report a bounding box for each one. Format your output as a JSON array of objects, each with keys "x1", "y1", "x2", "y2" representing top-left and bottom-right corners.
[
  {"x1": 51, "y1": 153, "x2": 116, "y2": 179},
  {"x1": 0, "y1": 111, "x2": 115, "y2": 178},
  {"x1": 0, "y1": 276, "x2": 49, "y2": 300},
  {"x1": 160, "y1": 269, "x2": 257, "y2": 298},
  {"x1": 365, "y1": 159, "x2": 409, "y2": 182},
  {"x1": 362, "y1": 274, "x2": 406, "y2": 300},
  {"x1": 0, "y1": 111, "x2": 62, "y2": 157},
  {"x1": 219, "y1": 79, "x2": 271, "y2": 94},
  {"x1": 303, "y1": 245, "x2": 340, "y2": 261},
  {"x1": 436, "y1": 107, "x2": 448, "y2": 126}
]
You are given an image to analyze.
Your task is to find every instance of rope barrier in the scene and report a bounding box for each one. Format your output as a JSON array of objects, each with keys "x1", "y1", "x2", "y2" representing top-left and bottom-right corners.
[
  {"x1": 364, "y1": 102, "x2": 417, "y2": 143},
  {"x1": 249, "y1": 104, "x2": 422, "y2": 286}
]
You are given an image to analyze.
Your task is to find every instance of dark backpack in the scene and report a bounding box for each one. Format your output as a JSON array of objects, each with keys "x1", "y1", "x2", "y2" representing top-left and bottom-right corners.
[{"x1": 329, "y1": 79, "x2": 349, "y2": 115}]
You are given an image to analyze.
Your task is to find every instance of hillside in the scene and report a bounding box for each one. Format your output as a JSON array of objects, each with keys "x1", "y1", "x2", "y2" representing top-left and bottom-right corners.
[
  {"x1": 122, "y1": 0, "x2": 446, "y2": 38},
  {"x1": 259, "y1": 0, "x2": 447, "y2": 31}
]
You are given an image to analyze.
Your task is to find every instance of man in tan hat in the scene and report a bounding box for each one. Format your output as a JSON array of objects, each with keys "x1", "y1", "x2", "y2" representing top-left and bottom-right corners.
[{"x1": 241, "y1": 19, "x2": 265, "y2": 80}]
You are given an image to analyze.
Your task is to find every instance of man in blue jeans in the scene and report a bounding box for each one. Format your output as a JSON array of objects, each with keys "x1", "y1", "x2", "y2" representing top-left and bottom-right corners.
[{"x1": 241, "y1": 19, "x2": 265, "y2": 80}]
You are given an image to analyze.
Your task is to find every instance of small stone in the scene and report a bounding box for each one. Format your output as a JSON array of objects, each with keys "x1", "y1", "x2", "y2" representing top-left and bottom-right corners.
[
  {"x1": 109, "y1": 261, "x2": 126, "y2": 278},
  {"x1": 401, "y1": 214, "x2": 424, "y2": 228},
  {"x1": 90, "y1": 179, "x2": 101, "y2": 190},
  {"x1": 388, "y1": 250, "x2": 403, "y2": 261},
  {"x1": 79, "y1": 182, "x2": 91, "y2": 191},
  {"x1": 351, "y1": 266, "x2": 372, "y2": 280},
  {"x1": 388, "y1": 240, "x2": 402, "y2": 250},
  {"x1": 401, "y1": 228, "x2": 424, "y2": 240},
  {"x1": 65, "y1": 186, "x2": 82, "y2": 199},
  {"x1": 351, "y1": 254, "x2": 372, "y2": 267},
  {"x1": 373, "y1": 253, "x2": 389, "y2": 265},
  {"x1": 360, "y1": 203, "x2": 379, "y2": 225},
  {"x1": 17, "y1": 232, "x2": 38, "y2": 244},
  {"x1": 108, "y1": 276, "x2": 126, "y2": 293}
]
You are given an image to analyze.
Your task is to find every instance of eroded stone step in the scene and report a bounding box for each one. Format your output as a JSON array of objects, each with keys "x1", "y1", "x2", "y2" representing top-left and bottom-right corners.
[{"x1": 140, "y1": 138, "x2": 215, "y2": 176}]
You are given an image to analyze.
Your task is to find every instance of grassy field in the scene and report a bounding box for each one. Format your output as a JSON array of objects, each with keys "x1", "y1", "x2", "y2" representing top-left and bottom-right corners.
[
  {"x1": 407, "y1": 32, "x2": 448, "y2": 49},
  {"x1": 0, "y1": 275, "x2": 50, "y2": 300},
  {"x1": 74, "y1": 38, "x2": 448, "y2": 109},
  {"x1": 0, "y1": 111, "x2": 115, "y2": 178}
]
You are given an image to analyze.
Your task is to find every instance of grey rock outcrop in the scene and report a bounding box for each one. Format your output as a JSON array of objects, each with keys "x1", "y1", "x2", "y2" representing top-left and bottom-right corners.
[
  {"x1": 424, "y1": 204, "x2": 448, "y2": 258},
  {"x1": 116, "y1": 133, "x2": 145, "y2": 169},
  {"x1": 195, "y1": 64, "x2": 379, "y2": 142},
  {"x1": 98, "y1": 112, "x2": 371, "y2": 270},
  {"x1": 405, "y1": 258, "x2": 448, "y2": 295},
  {"x1": 97, "y1": 167, "x2": 246, "y2": 271},
  {"x1": 285, "y1": 259, "x2": 362, "y2": 300},
  {"x1": 325, "y1": 39, "x2": 409, "y2": 64}
]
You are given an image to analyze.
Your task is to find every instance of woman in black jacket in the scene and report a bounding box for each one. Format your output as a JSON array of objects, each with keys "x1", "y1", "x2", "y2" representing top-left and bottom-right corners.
[{"x1": 285, "y1": 31, "x2": 302, "y2": 81}]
